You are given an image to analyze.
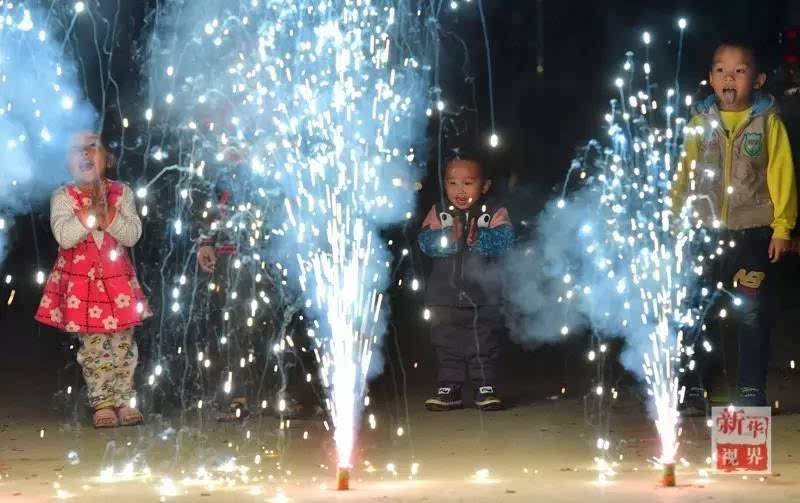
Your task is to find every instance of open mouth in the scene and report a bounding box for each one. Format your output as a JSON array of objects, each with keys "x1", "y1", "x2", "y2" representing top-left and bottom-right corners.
[
  {"x1": 79, "y1": 161, "x2": 95, "y2": 172},
  {"x1": 721, "y1": 86, "x2": 737, "y2": 105}
]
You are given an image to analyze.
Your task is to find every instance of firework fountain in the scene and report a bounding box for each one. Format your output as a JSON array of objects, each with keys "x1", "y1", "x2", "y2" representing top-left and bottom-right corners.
[
  {"x1": 505, "y1": 19, "x2": 729, "y2": 485},
  {"x1": 143, "y1": 0, "x2": 434, "y2": 484}
]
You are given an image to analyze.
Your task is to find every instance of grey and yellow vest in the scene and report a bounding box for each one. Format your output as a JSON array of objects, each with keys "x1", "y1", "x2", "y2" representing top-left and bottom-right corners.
[{"x1": 689, "y1": 93, "x2": 775, "y2": 230}]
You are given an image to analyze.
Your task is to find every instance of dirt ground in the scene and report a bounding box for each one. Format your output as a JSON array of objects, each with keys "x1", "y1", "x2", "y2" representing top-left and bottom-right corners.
[
  {"x1": 2, "y1": 364, "x2": 800, "y2": 503},
  {"x1": 4, "y1": 287, "x2": 800, "y2": 502}
]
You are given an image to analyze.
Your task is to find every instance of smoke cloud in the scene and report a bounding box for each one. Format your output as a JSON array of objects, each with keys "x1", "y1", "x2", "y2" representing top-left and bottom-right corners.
[{"x1": 0, "y1": 5, "x2": 96, "y2": 265}]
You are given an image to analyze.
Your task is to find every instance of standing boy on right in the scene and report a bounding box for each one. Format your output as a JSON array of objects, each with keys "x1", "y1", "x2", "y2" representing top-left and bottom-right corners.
[{"x1": 672, "y1": 39, "x2": 798, "y2": 408}]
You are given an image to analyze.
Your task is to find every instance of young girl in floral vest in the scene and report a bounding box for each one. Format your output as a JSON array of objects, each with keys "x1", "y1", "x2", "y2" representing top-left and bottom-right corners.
[{"x1": 35, "y1": 131, "x2": 151, "y2": 428}]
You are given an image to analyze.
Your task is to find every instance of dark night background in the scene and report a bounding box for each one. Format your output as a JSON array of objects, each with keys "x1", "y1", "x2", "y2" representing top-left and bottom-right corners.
[{"x1": 2, "y1": 0, "x2": 800, "y2": 412}]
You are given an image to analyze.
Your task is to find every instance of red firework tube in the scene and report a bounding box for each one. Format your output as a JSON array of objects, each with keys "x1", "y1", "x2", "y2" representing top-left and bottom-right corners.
[
  {"x1": 661, "y1": 462, "x2": 676, "y2": 487},
  {"x1": 337, "y1": 467, "x2": 350, "y2": 490}
]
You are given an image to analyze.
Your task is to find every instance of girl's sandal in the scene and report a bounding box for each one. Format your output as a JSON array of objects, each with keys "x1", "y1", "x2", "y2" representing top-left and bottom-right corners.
[
  {"x1": 93, "y1": 407, "x2": 119, "y2": 428},
  {"x1": 115, "y1": 406, "x2": 144, "y2": 426}
]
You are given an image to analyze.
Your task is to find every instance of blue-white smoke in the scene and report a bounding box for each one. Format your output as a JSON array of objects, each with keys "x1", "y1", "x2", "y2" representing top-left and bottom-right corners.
[
  {"x1": 504, "y1": 166, "x2": 676, "y2": 375},
  {"x1": 503, "y1": 181, "x2": 655, "y2": 355},
  {"x1": 0, "y1": 5, "x2": 95, "y2": 265}
]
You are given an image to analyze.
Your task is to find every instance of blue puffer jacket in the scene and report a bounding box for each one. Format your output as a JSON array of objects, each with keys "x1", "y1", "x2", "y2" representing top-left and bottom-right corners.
[{"x1": 418, "y1": 196, "x2": 514, "y2": 306}]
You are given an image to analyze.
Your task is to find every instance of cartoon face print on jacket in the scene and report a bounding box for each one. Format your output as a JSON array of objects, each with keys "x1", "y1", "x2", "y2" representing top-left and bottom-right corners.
[{"x1": 422, "y1": 200, "x2": 512, "y2": 255}]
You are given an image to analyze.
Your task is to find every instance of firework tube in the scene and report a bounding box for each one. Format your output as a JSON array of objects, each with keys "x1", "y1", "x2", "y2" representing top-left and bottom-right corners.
[
  {"x1": 337, "y1": 467, "x2": 350, "y2": 490},
  {"x1": 661, "y1": 462, "x2": 676, "y2": 487}
]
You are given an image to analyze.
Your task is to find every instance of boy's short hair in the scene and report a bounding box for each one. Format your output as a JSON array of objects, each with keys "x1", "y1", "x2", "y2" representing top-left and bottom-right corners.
[
  {"x1": 713, "y1": 36, "x2": 764, "y2": 73},
  {"x1": 443, "y1": 146, "x2": 491, "y2": 179}
]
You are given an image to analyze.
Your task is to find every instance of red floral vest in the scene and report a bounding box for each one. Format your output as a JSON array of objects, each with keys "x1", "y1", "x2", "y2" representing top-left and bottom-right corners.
[{"x1": 35, "y1": 181, "x2": 152, "y2": 334}]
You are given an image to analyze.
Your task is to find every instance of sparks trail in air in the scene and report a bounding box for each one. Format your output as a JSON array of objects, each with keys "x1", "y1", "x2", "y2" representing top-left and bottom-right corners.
[
  {"x1": 141, "y1": 0, "x2": 436, "y2": 473},
  {"x1": 541, "y1": 18, "x2": 739, "y2": 480}
]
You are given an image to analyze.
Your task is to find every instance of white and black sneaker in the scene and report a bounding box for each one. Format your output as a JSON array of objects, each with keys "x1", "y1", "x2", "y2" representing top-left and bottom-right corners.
[
  {"x1": 474, "y1": 386, "x2": 504, "y2": 411},
  {"x1": 425, "y1": 386, "x2": 463, "y2": 411}
]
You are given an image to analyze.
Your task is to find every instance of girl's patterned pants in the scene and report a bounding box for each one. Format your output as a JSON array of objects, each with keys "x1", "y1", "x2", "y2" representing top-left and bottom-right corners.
[{"x1": 76, "y1": 328, "x2": 138, "y2": 409}]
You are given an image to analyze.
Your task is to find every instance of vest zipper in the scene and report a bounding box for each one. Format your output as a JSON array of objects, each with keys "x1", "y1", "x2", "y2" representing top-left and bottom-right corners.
[
  {"x1": 720, "y1": 112, "x2": 752, "y2": 225},
  {"x1": 459, "y1": 210, "x2": 469, "y2": 282},
  {"x1": 722, "y1": 135, "x2": 731, "y2": 225}
]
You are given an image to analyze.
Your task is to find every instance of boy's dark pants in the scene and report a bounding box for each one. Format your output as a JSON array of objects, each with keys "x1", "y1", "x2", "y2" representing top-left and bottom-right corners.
[
  {"x1": 429, "y1": 305, "x2": 504, "y2": 388},
  {"x1": 683, "y1": 226, "x2": 775, "y2": 405}
]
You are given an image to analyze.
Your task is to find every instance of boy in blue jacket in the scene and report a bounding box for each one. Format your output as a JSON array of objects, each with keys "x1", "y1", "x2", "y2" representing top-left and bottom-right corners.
[{"x1": 419, "y1": 150, "x2": 514, "y2": 411}]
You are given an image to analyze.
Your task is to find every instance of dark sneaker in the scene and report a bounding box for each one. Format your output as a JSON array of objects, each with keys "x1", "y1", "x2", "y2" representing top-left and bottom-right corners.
[
  {"x1": 425, "y1": 386, "x2": 463, "y2": 411},
  {"x1": 679, "y1": 387, "x2": 708, "y2": 417},
  {"x1": 474, "y1": 385, "x2": 504, "y2": 411},
  {"x1": 215, "y1": 397, "x2": 250, "y2": 422}
]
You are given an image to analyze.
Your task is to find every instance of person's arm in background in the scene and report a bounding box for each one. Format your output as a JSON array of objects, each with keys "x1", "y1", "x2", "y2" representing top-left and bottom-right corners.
[{"x1": 191, "y1": 181, "x2": 227, "y2": 273}]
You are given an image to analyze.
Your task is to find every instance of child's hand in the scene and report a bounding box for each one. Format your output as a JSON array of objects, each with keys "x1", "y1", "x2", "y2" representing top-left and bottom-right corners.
[
  {"x1": 768, "y1": 238, "x2": 790, "y2": 263},
  {"x1": 75, "y1": 207, "x2": 97, "y2": 229},
  {"x1": 197, "y1": 245, "x2": 217, "y2": 272},
  {"x1": 90, "y1": 200, "x2": 106, "y2": 223},
  {"x1": 99, "y1": 205, "x2": 116, "y2": 229}
]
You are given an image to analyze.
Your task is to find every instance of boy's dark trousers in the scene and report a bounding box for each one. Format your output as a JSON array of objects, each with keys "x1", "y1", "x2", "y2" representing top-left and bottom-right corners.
[
  {"x1": 682, "y1": 226, "x2": 775, "y2": 406},
  {"x1": 428, "y1": 305, "x2": 504, "y2": 388},
  {"x1": 200, "y1": 251, "x2": 257, "y2": 407}
]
